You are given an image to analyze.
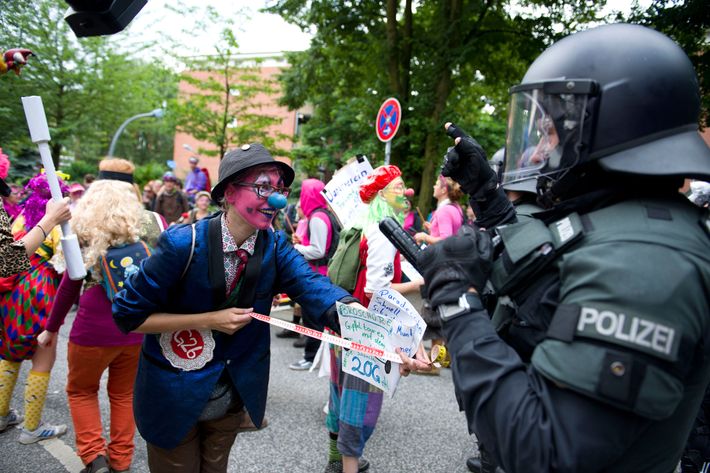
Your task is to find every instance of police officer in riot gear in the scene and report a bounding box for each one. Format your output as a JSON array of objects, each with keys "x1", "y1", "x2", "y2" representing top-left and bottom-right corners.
[{"x1": 400, "y1": 23, "x2": 710, "y2": 472}]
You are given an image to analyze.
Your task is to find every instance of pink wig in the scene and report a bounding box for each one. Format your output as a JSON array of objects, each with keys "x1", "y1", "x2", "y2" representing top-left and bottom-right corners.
[{"x1": 0, "y1": 148, "x2": 9, "y2": 180}]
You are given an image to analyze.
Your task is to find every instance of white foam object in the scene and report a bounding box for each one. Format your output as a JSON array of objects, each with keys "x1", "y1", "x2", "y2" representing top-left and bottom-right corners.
[{"x1": 21, "y1": 96, "x2": 87, "y2": 280}]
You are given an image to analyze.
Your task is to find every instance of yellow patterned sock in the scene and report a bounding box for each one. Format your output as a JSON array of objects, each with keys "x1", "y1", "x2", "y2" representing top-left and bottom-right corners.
[
  {"x1": 24, "y1": 370, "x2": 50, "y2": 431},
  {"x1": 0, "y1": 360, "x2": 21, "y2": 417}
]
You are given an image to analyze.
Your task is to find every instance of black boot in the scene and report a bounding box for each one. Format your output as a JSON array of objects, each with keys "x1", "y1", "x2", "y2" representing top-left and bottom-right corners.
[
  {"x1": 275, "y1": 328, "x2": 299, "y2": 338},
  {"x1": 467, "y1": 457, "x2": 483, "y2": 473},
  {"x1": 467, "y1": 446, "x2": 503, "y2": 473}
]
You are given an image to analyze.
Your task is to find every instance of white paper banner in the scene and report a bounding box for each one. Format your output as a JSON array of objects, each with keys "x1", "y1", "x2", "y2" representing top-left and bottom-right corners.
[
  {"x1": 337, "y1": 288, "x2": 426, "y2": 397},
  {"x1": 322, "y1": 156, "x2": 373, "y2": 229}
]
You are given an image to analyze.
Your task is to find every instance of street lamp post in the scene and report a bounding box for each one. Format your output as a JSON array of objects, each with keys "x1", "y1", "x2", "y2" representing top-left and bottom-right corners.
[
  {"x1": 108, "y1": 108, "x2": 165, "y2": 157},
  {"x1": 182, "y1": 143, "x2": 201, "y2": 157}
]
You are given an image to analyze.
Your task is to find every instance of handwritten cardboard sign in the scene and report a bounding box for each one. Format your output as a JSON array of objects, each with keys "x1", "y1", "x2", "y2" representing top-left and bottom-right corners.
[
  {"x1": 337, "y1": 288, "x2": 425, "y2": 396},
  {"x1": 322, "y1": 156, "x2": 373, "y2": 229}
]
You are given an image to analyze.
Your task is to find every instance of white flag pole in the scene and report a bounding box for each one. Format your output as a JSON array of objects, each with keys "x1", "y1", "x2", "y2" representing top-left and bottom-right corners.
[{"x1": 21, "y1": 96, "x2": 86, "y2": 280}]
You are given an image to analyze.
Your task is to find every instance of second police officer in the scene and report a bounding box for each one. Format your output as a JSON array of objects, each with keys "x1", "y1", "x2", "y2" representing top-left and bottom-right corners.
[{"x1": 399, "y1": 23, "x2": 710, "y2": 472}]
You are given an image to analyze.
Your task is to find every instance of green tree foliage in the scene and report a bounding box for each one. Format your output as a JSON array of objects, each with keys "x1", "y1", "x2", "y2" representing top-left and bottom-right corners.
[
  {"x1": 133, "y1": 162, "x2": 168, "y2": 188},
  {"x1": 0, "y1": 0, "x2": 176, "y2": 176},
  {"x1": 267, "y1": 0, "x2": 705, "y2": 213},
  {"x1": 6, "y1": 149, "x2": 40, "y2": 183},
  {"x1": 266, "y1": 1, "x2": 566, "y2": 212},
  {"x1": 171, "y1": 7, "x2": 290, "y2": 160}
]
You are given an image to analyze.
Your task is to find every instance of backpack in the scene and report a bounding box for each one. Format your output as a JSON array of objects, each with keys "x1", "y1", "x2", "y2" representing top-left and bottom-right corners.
[
  {"x1": 326, "y1": 224, "x2": 362, "y2": 293},
  {"x1": 309, "y1": 207, "x2": 342, "y2": 267},
  {"x1": 100, "y1": 240, "x2": 152, "y2": 300}
]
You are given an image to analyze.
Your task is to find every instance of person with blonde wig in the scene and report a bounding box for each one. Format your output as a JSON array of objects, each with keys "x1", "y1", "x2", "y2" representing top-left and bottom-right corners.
[{"x1": 38, "y1": 158, "x2": 165, "y2": 473}]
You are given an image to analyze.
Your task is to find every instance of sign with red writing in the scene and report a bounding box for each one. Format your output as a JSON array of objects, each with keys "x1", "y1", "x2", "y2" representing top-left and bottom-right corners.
[{"x1": 160, "y1": 329, "x2": 215, "y2": 371}]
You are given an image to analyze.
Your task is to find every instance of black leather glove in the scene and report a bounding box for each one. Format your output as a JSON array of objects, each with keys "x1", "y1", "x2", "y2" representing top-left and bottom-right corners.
[
  {"x1": 417, "y1": 226, "x2": 493, "y2": 308},
  {"x1": 323, "y1": 305, "x2": 341, "y2": 335},
  {"x1": 443, "y1": 123, "x2": 497, "y2": 198}
]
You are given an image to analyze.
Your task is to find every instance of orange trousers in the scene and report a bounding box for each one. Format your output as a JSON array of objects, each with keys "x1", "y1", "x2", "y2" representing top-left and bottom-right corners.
[{"x1": 66, "y1": 343, "x2": 140, "y2": 471}]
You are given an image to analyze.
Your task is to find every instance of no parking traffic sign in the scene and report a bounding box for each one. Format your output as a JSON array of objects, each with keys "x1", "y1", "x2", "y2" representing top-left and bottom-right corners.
[{"x1": 375, "y1": 98, "x2": 401, "y2": 143}]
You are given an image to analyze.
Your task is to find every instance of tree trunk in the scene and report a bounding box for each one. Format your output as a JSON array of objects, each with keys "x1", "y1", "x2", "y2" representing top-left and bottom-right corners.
[
  {"x1": 51, "y1": 83, "x2": 65, "y2": 169},
  {"x1": 219, "y1": 61, "x2": 231, "y2": 160},
  {"x1": 417, "y1": 0, "x2": 461, "y2": 216},
  {"x1": 385, "y1": 0, "x2": 414, "y2": 170},
  {"x1": 401, "y1": 0, "x2": 413, "y2": 98},
  {"x1": 417, "y1": 72, "x2": 453, "y2": 216},
  {"x1": 386, "y1": 0, "x2": 400, "y2": 97},
  {"x1": 384, "y1": 0, "x2": 402, "y2": 168},
  {"x1": 51, "y1": 142, "x2": 62, "y2": 170}
]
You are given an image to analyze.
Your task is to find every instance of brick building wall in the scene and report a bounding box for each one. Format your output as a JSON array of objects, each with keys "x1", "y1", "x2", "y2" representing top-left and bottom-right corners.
[{"x1": 172, "y1": 64, "x2": 299, "y2": 186}]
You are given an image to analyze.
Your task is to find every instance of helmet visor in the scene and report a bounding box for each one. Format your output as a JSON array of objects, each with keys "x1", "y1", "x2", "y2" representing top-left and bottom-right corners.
[{"x1": 502, "y1": 86, "x2": 589, "y2": 186}]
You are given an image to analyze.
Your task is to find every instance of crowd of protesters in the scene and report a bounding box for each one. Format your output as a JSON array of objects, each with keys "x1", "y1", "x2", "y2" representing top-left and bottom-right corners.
[
  {"x1": 0, "y1": 137, "x2": 704, "y2": 473},
  {"x1": 0, "y1": 135, "x2": 707, "y2": 473}
]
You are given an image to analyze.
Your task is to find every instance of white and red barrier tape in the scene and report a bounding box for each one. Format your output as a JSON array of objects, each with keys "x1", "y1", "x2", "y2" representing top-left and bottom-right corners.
[{"x1": 249, "y1": 312, "x2": 402, "y2": 364}]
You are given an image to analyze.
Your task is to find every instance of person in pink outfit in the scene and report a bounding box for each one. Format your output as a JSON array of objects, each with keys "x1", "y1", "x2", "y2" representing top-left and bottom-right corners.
[
  {"x1": 414, "y1": 175, "x2": 464, "y2": 362},
  {"x1": 289, "y1": 178, "x2": 338, "y2": 370},
  {"x1": 414, "y1": 175, "x2": 463, "y2": 246},
  {"x1": 2, "y1": 184, "x2": 23, "y2": 221}
]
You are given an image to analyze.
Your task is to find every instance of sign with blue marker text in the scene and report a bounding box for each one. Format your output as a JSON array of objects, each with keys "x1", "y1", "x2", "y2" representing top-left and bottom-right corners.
[
  {"x1": 336, "y1": 288, "x2": 425, "y2": 396},
  {"x1": 322, "y1": 156, "x2": 373, "y2": 229}
]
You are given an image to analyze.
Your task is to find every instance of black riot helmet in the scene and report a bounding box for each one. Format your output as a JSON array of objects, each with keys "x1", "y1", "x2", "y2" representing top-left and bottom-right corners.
[{"x1": 501, "y1": 23, "x2": 710, "y2": 201}]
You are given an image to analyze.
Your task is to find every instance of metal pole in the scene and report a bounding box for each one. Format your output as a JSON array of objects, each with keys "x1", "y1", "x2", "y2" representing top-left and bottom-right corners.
[
  {"x1": 108, "y1": 111, "x2": 155, "y2": 157},
  {"x1": 384, "y1": 140, "x2": 391, "y2": 165}
]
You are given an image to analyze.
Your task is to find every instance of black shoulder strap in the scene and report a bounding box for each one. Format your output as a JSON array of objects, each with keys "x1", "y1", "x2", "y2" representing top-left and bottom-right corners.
[
  {"x1": 308, "y1": 208, "x2": 340, "y2": 264},
  {"x1": 207, "y1": 215, "x2": 226, "y2": 307},
  {"x1": 180, "y1": 224, "x2": 196, "y2": 279},
  {"x1": 235, "y1": 230, "x2": 266, "y2": 308},
  {"x1": 311, "y1": 208, "x2": 340, "y2": 229}
]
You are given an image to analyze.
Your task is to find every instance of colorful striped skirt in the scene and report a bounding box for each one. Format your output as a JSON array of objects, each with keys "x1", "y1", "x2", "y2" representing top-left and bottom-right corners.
[
  {"x1": 326, "y1": 340, "x2": 384, "y2": 458},
  {"x1": 0, "y1": 255, "x2": 60, "y2": 361}
]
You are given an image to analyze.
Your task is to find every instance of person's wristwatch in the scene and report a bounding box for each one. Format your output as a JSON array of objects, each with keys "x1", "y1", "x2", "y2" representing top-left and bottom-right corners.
[{"x1": 437, "y1": 292, "x2": 483, "y2": 322}]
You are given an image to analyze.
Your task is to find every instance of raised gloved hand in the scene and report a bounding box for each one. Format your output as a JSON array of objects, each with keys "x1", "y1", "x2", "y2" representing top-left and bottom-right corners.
[
  {"x1": 417, "y1": 225, "x2": 494, "y2": 308},
  {"x1": 443, "y1": 122, "x2": 497, "y2": 197}
]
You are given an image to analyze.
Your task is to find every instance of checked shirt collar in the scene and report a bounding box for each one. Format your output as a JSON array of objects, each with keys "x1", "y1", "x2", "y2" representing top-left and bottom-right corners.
[{"x1": 221, "y1": 214, "x2": 257, "y2": 295}]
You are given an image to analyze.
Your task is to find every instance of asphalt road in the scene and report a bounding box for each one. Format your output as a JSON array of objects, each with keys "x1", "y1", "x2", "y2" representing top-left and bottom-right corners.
[{"x1": 0, "y1": 305, "x2": 479, "y2": 473}]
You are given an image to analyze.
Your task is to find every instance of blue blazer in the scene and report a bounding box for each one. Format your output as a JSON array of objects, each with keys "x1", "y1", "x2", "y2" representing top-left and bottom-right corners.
[{"x1": 113, "y1": 214, "x2": 349, "y2": 449}]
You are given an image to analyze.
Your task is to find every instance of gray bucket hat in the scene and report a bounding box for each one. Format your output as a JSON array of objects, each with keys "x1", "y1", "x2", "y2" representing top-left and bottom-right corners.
[{"x1": 211, "y1": 143, "x2": 295, "y2": 203}]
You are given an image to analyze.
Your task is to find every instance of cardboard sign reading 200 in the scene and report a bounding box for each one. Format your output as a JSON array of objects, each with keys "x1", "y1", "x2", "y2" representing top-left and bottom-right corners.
[{"x1": 375, "y1": 98, "x2": 401, "y2": 143}]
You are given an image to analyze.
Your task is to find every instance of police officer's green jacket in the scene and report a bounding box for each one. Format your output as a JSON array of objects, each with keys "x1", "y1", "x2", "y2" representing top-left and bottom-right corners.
[{"x1": 445, "y1": 194, "x2": 710, "y2": 472}]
